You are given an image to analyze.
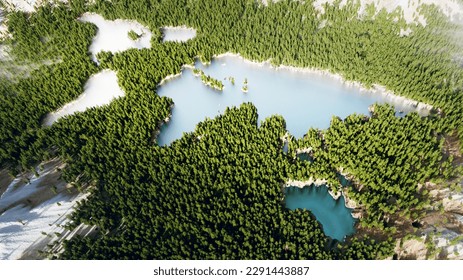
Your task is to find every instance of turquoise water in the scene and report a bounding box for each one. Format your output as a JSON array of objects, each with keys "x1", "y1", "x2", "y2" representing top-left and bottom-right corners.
[
  {"x1": 285, "y1": 185, "x2": 356, "y2": 241},
  {"x1": 157, "y1": 54, "x2": 421, "y2": 146}
]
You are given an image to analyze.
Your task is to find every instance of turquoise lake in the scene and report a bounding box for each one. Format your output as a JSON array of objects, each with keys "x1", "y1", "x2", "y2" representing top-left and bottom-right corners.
[
  {"x1": 157, "y1": 54, "x2": 422, "y2": 146},
  {"x1": 285, "y1": 185, "x2": 356, "y2": 241}
]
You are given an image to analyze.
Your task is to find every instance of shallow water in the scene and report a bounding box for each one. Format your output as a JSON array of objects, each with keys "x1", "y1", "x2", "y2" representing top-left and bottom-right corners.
[
  {"x1": 162, "y1": 27, "x2": 197, "y2": 42},
  {"x1": 157, "y1": 54, "x2": 423, "y2": 145},
  {"x1": 285, "y1": 185, "x2": 356, "y2": 241}
]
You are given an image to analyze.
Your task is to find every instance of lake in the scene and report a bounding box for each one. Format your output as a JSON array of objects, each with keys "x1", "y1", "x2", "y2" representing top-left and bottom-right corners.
[
  {"x1": 79, "y1": 13, "x2": 152, "y2": 63},
  {"x1": 43, "y1": 70, "x2": 124, "y2": 126},
  {"x1": 157, "y1": 54, "x2": 426, "y2": 145}
]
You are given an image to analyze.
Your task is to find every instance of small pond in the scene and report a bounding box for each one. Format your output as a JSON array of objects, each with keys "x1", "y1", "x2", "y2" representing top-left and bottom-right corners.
[{"x1": 285, "y1": 185, "x2": 356, "y2": 241}]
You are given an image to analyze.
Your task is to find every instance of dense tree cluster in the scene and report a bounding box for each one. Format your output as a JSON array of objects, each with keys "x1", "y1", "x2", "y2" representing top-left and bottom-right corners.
[
  {"x1": 193, "y1": 68, "x2": 224, "y2": 91},
  {"x1": 58, "y1": 103, "x2": 391, "y2": 259},
  {"x1": 288, "y1": 105, "x2": 453, "y2": 228},
  {"x1": 0, "y1": 0, "x2": 462, "y2": 259},
  {"x1": 0, "y1": 5, "x2": 98, "y2": 171}
]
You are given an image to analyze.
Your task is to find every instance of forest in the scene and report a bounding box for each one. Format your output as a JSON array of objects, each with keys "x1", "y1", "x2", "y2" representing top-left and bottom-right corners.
[{"x1": 0, "y1": 0, "x2": 462, "y2": 259}]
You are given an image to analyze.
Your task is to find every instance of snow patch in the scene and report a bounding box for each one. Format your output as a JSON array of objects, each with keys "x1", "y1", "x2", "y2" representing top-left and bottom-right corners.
[
  {"x1": 162, "y1": 26, "x2": 197, "y2": 42},
  {"x1": 433, "y1": 230, "x2": 463, "y2": 259},
  {"x1": 2, "y1": 0, "x2": 37, "y2": 13},
  {"x1": 2, "y1": 0, "x2": 68, "y2": 13},
  {"x1": 455, "y1": 214, "x2": 463, "y2": 224},
  {"x1": 79, "y1": 13, "x2": 152, "y2": 63},
  {"x1": 0, "y1": 193, "x2": 85, "y2": 259},
  {"x1": 0, "y1": 8, "x2": 8, "y2": 40},
  {"x1": 43, "y1": 70, "x2": 125, "y2": 126},
  {"x1": 312, "y1": 0, "x2": 463, "y2": 25},
  {"x1": 0, "y1": 159, "x2": 86, "y2": 260}
]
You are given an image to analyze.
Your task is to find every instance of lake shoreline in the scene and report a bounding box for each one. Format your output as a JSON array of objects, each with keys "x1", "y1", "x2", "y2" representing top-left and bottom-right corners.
[
  {"x1": 284, "y1": 179, "x2": 358, "y2": 215},
  {"x1": 213, "y1": 52, "x2": 434, "y2": 113},
  {"x1": 157, "y1": 52, "x2": 430, "y2": 145}
]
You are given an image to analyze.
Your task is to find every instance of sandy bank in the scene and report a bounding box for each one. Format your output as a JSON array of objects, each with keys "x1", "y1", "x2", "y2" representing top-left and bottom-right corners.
[{"x1": 284, "y1": 178, "x2": 361, "y2": 215}]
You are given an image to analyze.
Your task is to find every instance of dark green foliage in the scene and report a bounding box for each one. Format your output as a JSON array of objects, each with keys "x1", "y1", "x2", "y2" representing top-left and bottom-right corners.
[
  {"x1": 338, "y1": 236, "x2": 395, "y2": 260},
  {"x1": 0, "y1": 5, "x2": 98, "y2": 170},
  {"x1": 289, "y1": 105, "x2": 448, "y2": 228},
  {"x1": 193, "y1": 68, "x2": 224, "y2": 90},
  {"x1": 58, "y1": 104, "x2": 391, "y2": 259},
  {"x1": 128, "y1": 30, "x2": 141, "y2": 40},
  {"x1": 0, "y1": 0, "x2": 461, "y2": 259}
]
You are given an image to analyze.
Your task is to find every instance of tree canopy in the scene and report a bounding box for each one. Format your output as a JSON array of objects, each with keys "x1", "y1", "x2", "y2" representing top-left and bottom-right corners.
[{"x1": 0, "y1": 0, "x2": 461, "y2": 259}]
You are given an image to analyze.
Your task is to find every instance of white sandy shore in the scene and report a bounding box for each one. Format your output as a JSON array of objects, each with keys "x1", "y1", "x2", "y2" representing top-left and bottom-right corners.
[
  {"x1": 295, "y1": 147, "x2": 313, "y2": 154},
  {"x1": 285, "y1": 176, "x2": 364, "y2": 219},
  {"x1": 285, "y1": 178, "x2": 354, "y2": 206},
  {"x1": 79, "y1": 13, "x2": 152, "y2": 63},
  {"x1": 157, "y1": 64, "x2": 196, "y2": 86},
  {"x1": 158, "y1": 73, "x2": 183, "y2": 87},
  {"x1": 162, "y1": 26, "x2": 197, "y2": 42},
  {"x1": 43, "y1": 70, "x2": 124, "y2": 126}
]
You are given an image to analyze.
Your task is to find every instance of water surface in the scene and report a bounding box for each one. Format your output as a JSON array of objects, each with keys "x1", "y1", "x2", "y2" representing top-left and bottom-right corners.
[
  {"x1": 285, "y1": 185, "x2": 356, "y2": 241},
  {"x1": 157, "y1": 55, "x2": 422, "y2": 145}
]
